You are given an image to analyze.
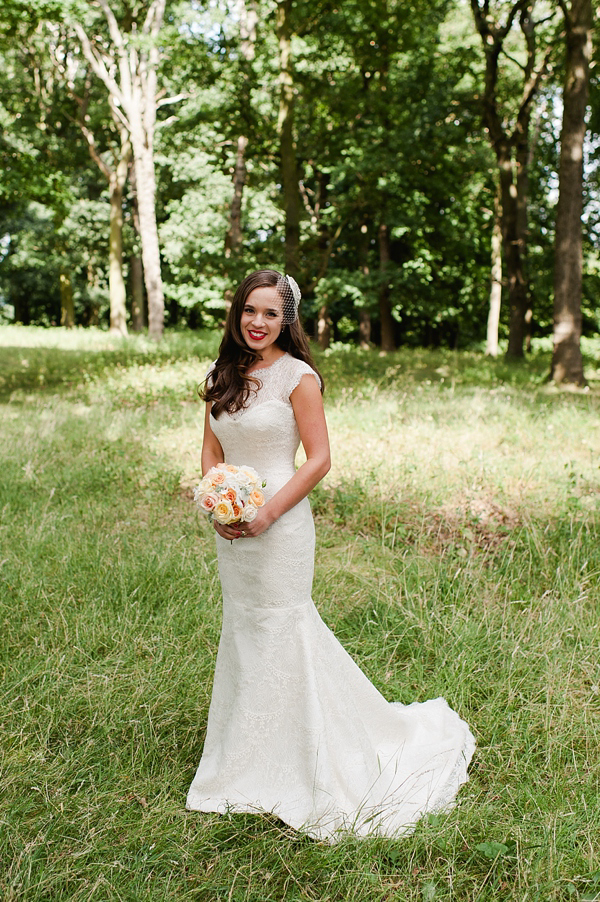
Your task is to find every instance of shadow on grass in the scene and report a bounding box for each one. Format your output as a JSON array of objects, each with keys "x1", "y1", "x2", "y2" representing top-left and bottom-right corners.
[{"x1": 0, "y1": 329, "x2": 220, "y2": 401}]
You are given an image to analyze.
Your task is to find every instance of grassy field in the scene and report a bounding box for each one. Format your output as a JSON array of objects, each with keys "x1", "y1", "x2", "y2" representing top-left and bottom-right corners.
[{"x1": 1, "y1": 325, "x2": 599, "y2": 902}]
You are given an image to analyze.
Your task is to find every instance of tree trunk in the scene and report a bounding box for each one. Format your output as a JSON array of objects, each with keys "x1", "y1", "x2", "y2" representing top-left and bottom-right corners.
[
  {"x1": 516, "y1": 107, "x2": 532, "y2": 352},
  {"x1": 470, "y1": 0, "x2": 553, "y2": 360},
  {"x1": 276, "y1": 0, "x2": 300, "y2": 278},
  {"x1": 486, "y1": 193, "x2": 503, "y2": 357},
  {"x1": 358, "y1": 220, "x2": 371, "y2": 349},
  {"x1": 359, "y1": 309, "x2": 371, "y2": 349},
  {"x1": 60, "y1": 270, "x2": 74, "y2": 328},
  {"x1": 130, "y1": 254, "x2": 145, "y2": 331},
  {"x1": 225, "y1": 135, "x2": 248, "y2": 257},
  {"x1": 129, "y1": 160, "x2": 145, "y2": 331},
  {"x1": 12, "y1": 282, "x2": 30, "y2": 325},
  {"x1": 378, "y1": 223, "x2": 395, "y2": 352},
  {"x1": 108, "y1": 167, "x2": 128, "y2": 335},
  {"x1": 551, "y1": 0, "x2": 591, "y2": 386},
  {"x1": 72, "y1": 0, "x2": 167, "y2": 339},
  {"x1": 86, "y1": 262, "x2": 100, "y2": 326},
  {"x1": 317, "y1": 303, "x2": 331, "y2": 349},
  {"x1": 498, "y1": 148, "x2": 528, "y2": 359},
  {"x1": 132, "y1": 143, "x2": 164, "y2": 339}
]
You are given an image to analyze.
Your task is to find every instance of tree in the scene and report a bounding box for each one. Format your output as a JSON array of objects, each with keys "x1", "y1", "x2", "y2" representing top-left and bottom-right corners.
[
  {"x1": 72, "y1": 77, "x2": 132, "y2": 334},
  {"x1": 72, "y1": 0, "x2": 173, "y2": 338},
  {"x1": 550, "y1": 0, "x2": 592, "y2": 385},
  {"x1": 276, "y1": 0, "x2": 300, "y2": 279},
  {"x1": 470, "y1": 0, "x2": 556, "y2": 358}
]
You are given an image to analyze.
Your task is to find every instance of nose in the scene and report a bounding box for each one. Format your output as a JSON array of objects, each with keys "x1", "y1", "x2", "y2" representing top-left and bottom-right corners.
[{"x1": 251, "y1": 312, "x2": 265, "y2": 327}]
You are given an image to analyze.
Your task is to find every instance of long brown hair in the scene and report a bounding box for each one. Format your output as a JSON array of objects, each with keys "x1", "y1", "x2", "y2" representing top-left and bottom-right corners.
[{"x1": 201, "y1": 269, "x2": 324, "y2": 418}]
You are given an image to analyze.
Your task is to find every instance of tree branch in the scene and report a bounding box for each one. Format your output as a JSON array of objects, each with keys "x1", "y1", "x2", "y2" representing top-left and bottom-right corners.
[
  {"x1": 71, "y1": 21, "x2": 126, "y2": 110},
  {"x1": 96, "y1": 0, "x2": 133, "y2": 103},
  {"x1": 155, "y1": 92, "x2": 188, "y2": 108}
]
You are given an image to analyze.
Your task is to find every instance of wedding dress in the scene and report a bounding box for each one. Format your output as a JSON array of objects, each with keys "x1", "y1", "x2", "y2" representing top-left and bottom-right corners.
[{"x1": 186, "y1": 353, "x2": 475, "y2": 841}]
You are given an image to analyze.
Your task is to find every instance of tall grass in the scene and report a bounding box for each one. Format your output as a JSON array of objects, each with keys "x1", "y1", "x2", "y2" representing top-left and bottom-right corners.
[{"x1": 1, "y1": 326, "x2": 599, "y2": 901}]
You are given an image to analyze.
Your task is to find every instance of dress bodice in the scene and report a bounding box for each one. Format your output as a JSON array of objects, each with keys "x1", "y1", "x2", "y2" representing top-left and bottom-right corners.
[{"x1": 208, "y1": 354, "x2": 321, "y2": 497}]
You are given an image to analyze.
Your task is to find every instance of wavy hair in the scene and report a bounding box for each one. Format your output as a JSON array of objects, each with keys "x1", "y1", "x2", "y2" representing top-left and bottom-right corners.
[{"x1": 201, "y1": 270, "x2": 324, "y2": 419}]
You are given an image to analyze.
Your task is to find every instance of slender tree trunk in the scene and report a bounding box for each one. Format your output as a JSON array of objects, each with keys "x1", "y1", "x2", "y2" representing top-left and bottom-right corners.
[
  {"x1": 129, "y1": 160, "x2": 145, "y2": 331},
  {"x1": 317, "y1": 303, "x2": 332, "y2": 349},
  {"x1": 551, "y1": 0, "x2": 591, "y2": 386},
  {"x1": 224, "y1": 0, "x2": 256, "y2": 264},
  {"x1": 108, "y1": 169, "x2": 128, "y2": 334},
  {"x1": 225, "y1": 135, "x2": 248, "y2": 257},
  {"x1": 378, "y1": 223, "x2": 395, "y2": 352},
  {"x1": 276, "y1": 0, "x2": 300, "y2": 277},
  {"x1": 60, "y1": 270, "x2": 74, "y2": 328},
  {"x1": 516, "y1": 109, "x2": 532, "y2": 352},
  {"x1": 359, "y1": 310, "x2": 372, "y2": 349},
  {"x1": 12, "y1": 287, "x2": 30, "y2": 325},
  {"x1": 87, "y1": 262, "x2": 100, "y2": 325},
  {"x1": 358, "y1": 219, "x2": 371, "y2": 349},
  {"x1": 498, "y1": 148, "x2": 528, "y2": 359},
  {"x1": 486, "y1": 193, "x2": 503, "y2": 356},
  {"x1": 131, "y1": 141, "x2": 164, "y2": 338},
  {"x1": 130, "y1": 255, "x2": 145, "y2": 331}
]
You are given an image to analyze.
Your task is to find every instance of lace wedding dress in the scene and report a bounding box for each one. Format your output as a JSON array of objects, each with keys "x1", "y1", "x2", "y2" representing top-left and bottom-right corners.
[{"x1": 186, "y1": 353, "x2": 475, "y2": 841}]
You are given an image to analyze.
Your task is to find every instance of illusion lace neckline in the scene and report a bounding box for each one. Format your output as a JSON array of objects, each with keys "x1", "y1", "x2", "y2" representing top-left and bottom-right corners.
[{"x1": 247, "y1": 353, "x2": 288, "y2": 376}]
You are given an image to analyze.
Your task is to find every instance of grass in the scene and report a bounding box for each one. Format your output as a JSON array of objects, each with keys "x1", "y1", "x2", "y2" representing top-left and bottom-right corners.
[{"x1": 1, "y1": 325, "x2": 599, "y2": 901}]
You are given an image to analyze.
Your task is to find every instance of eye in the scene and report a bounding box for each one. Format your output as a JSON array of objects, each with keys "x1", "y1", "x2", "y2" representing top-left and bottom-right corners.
[
  {"x1": 243, "y1": 306, "x2": 254, "y2": 314},
  {"x1": 266, "y1": 311, "x2": 279, "y2": 318}
]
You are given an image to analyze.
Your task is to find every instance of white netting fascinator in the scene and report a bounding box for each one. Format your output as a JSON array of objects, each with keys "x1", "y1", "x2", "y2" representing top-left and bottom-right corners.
[{"x1": 276, "y1": 273, "x2": 301, "y2": 324}]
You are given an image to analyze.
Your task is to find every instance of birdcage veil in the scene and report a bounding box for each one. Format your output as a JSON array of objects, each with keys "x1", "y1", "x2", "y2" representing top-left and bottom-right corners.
[{"x1": 276, "y1": 274, "x2": 301, "y2": 324}]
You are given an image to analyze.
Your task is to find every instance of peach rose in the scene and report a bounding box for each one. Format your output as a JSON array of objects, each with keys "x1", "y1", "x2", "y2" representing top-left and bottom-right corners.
[
  {"x1": 231, "y1": 502, "x2": 242, "y2": 519},
  {"x1": 199, "y1": 492, "x2": 219, "y2": 512},
  {"x1": 211, "y1": 471, "x2": 226, "y2": 485},
  {"x1": 223, "y1": 487, "x2": 238, "y2": 503},
  {"x1": 249, "y1": 489, "x2": 265, "y2": 507}
]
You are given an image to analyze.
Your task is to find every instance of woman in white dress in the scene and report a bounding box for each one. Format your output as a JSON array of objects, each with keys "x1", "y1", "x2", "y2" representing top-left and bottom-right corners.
[{"x1": 186, "y1": 269, "x2": 475, "y2": 842}]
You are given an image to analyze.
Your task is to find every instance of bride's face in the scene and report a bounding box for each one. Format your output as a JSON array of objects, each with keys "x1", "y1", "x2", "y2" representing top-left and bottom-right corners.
[{"x1": 240, "y1": 287, "x2": 284, "y2": 352}]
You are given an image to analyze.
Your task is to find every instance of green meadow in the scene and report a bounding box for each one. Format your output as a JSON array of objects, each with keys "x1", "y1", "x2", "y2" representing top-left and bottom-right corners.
[{"x1": 1, "y1": 326, "x2": 599, "y2": 901}]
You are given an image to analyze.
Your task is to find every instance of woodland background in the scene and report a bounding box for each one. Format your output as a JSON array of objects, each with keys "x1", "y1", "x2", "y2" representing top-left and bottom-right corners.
[{"x1": 0, "y1": 0, "x2": 598, "y2": 384}]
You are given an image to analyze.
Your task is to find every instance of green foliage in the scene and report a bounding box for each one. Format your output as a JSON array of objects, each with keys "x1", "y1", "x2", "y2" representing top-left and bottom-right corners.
[{"x1": 0, "y1": 0, "x2": 598, "y2": 343}]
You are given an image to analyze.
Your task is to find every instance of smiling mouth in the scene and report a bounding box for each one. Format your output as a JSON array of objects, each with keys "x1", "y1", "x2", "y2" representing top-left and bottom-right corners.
[{"x1": 248, "y1": 330, "x2": 267, "y2": 340}]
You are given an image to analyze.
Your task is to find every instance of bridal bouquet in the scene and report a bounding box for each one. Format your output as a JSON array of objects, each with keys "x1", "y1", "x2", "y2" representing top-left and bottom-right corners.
[{"x1": 194, "y1": 463, "x2": 266, "y2": 525}]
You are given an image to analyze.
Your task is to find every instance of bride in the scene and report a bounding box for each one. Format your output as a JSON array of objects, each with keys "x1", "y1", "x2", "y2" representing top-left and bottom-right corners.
[{"x1": 186, "y1": 269, "x2": 475, "y2": 841}]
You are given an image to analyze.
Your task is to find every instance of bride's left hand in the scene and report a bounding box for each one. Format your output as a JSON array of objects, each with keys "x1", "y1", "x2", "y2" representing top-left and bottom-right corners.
[{"x1": 219, "y1": 505, "x2": 274, "y2": 541}]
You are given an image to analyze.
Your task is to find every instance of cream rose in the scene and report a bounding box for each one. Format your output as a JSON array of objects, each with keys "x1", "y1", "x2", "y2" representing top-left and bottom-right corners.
[
  {"x1": 239, "y1": 466, "x2": 259, "y2": 484},
  {"x1": 197, "y1": 476, "x2": 213, "y2": 494},
  {"x1": 214, "y1": 499, "x2": 235, "y2": 524},
  {"x1": 249, "y1": 489, "x2": 265, "y2": 507}
]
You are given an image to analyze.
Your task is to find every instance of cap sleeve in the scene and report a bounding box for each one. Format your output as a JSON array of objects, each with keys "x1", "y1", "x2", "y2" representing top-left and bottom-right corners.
[
  {"x1": 205, "y1": 360, "x2": 216, "y2": 389},
  {"x1": 286, "y1": 357, "x2": 322, "y2": 398}
]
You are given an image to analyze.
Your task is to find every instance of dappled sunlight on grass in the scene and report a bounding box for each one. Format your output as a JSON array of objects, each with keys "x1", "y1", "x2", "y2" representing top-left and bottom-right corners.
[{"x1": 1, "y1": 326, "x2": 599, "y2": 901}]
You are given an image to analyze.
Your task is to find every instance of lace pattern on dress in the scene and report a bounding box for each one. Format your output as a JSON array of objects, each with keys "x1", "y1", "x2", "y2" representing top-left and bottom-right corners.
[{"x1": 206, "y1": 355, "x2": 320, "y2": 419}]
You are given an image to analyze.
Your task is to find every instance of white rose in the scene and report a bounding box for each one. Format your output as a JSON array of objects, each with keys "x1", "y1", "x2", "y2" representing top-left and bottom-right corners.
[
  {"x1": 241, "y1": 502, "x2": 258, "y2": 522},
  {"x1": 197, "y1": 476, "x2": 213, "y2": 494}
]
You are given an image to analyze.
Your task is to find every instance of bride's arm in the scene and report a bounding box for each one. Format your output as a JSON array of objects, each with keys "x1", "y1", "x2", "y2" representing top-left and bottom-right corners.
[
  {"x1": 201, "y1": 402, "x2": 225, "y2": 475},
  {"x1": 241, "y1": 374, "x2": 330, "y2": 538}
]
